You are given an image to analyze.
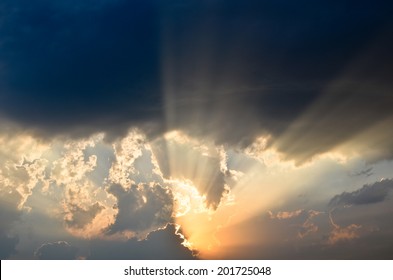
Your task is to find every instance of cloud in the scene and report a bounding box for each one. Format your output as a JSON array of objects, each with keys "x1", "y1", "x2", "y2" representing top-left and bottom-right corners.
[
  {"x1": 1, "y1": 125, "x2": 392, "y2": 259},
  {"x1": 108, "y1": 130, "x2": 146, "y2": 187},
  {"x1": 89, "y1": 224, "x2": 196, "y2": 259},
  {"x1": 327, "y1": 223, "x2": 362, "y2": 245},
  {"x1": 34, "y1": 241, "x2": 78, "y2": 260},
  {"x1": 353, "y1": 167, "x2": 373, "y2": 177},
  {"x1": 151, "y1": 132, "x2": 228, "y2": 209},
  {"x1": 269, "y1": 209, "x2": 304, "y2": 220},
  {"x1": 329, "y1": 179, "x2": 393, "y2": 206},
  {"x1": 65, "y1": 202, "x2": 104, "y2": 229},
  {"x1": 0, "y1": 189, "x2": 24, "y2": 259},
  {"x1": 1, "y1": 1, "x2": 393, "y2": 258},
  {"x1": 106, "y1": 183, "x2": 173, "y2": 238},
  {"x1": 50, "y1": 136, "x2": 99, "y2": 186},
  {"x1": 0, "y1": 1, "x2": 391, "y2": 163},
  {"x1": 144, "y1": 1, "x2": 393, "y2": 164},
  {"x1": 326, "y1": 211, "x2": 362, "y2": 245},
  {"x1": 298, "y1": 210, "x2": 324, "y2": 239},
  {"x1": 0, "y1": 0, "x2": 163, "y2": 138},
  {"x1": 268, "y1": 209, "x2": 324, "y2": 239}
]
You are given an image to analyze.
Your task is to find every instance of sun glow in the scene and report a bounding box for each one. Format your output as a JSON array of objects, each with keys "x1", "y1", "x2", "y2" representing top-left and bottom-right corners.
[
  {"x1": 169, "y1": 178, "x2": 232, "y2": 257},
  {"x1": 156, "y1": 129, "x2": 371, "y2": 258}
]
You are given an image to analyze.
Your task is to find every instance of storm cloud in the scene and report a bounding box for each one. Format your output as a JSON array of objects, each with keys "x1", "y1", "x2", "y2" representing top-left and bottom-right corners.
[{"x1": 0, "y1": 0, "x2": 392, "y2": 162}]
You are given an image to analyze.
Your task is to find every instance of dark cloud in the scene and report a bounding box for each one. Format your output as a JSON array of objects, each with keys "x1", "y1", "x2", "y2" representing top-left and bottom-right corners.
[
  {"x1": 151, "y1": 0, "x2": 393, "y2": 162},
  {"x1": 106, "y1": 183, "x2": 173, "y2": 236},
  {"x1": 89, "y1": 224, "x2": 196, "y2": 259},
  {"x1": 34, "y1": 241, "x2": 78, "y2": 260},
  {"x1": 329, "y1": 179, "x2": 393, "y2": 207},
  {"x1": 0, "y1": 0, "x2": 392, "y2": 161},
  {"x1": 0, "y1": 0, "x2": 163, "y2": 137}
]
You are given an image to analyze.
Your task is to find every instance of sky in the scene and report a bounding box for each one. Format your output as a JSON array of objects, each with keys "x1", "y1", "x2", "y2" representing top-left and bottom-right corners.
[{"x1": 0, "y1": 0, "x2": 393, "y2": 259}]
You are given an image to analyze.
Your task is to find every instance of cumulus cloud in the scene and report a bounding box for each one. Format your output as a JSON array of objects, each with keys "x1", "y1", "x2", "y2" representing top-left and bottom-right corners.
[
  {"x1": 329, "y1": 179, "x2": 393, "y2": 206},
  {"x1": 106, "y1": 183, "x2": 173, "y2": 238},
  {"x1": 89, "y1": 224, "x2": 196, "y2": 259},
  {"x1": 35, "y1": 241, "x2": 78, "y2": 260},
  {"x1": 108, "y1": 130, "x2": 146, "y2": 187},
  {"x1": 0, "y1": 132, "x2": 49, "y2": 208},
  {"x1": 50, "y1": 136, "x2": 99, "y2": 186},
  {"x1": 0, "y1": 131, "x2": 58, "y2": 259}
]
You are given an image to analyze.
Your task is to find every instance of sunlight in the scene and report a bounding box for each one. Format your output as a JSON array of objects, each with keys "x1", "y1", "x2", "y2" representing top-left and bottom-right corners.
[{"x1": 160, "y1": 132, "x2": 365, "y2": 258}]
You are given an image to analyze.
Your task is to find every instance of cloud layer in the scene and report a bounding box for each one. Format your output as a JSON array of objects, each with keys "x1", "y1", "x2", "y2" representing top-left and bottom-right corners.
[
  {"x1": 1, "y1": 0, "x2": 393, "y2": 260},
  {"x1": 0, "y1": 0, "x2": 392, "y2": 162}
]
